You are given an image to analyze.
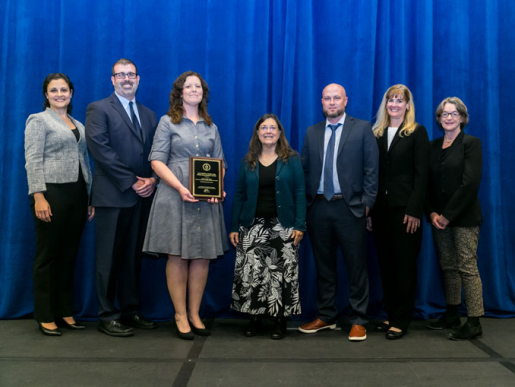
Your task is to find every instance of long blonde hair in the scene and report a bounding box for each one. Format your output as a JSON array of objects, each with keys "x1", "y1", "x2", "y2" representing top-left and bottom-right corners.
[{"x1": 372, "y1": 84, "x2": 417, "y2": 138}]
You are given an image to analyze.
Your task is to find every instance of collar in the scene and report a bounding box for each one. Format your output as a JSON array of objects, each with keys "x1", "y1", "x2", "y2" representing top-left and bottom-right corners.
[{"x1": 325, "y1": 113, "x2": 346, "y2": 129}]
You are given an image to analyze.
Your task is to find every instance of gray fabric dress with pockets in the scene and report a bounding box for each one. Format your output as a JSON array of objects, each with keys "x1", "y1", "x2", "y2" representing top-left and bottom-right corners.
[{"x1": 143, "y1": 115, "x2": 229, "y2": 259}]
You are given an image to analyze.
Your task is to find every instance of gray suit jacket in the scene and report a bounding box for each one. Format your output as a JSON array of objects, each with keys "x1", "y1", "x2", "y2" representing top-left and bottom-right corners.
[
  {"x1": 24, "y1": 108, "x2": 92, "y2": 195},
  {"x1": 301, "y1": 115, "x2": 379, "y2": 217}
]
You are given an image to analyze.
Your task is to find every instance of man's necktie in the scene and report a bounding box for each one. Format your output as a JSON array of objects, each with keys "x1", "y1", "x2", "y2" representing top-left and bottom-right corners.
[
  {"x1": 323, "y1": 123, "x2": 341, "y2": 201},
  {"x1": 129, "y1": 101, "x2": 143, "y2": 142}
]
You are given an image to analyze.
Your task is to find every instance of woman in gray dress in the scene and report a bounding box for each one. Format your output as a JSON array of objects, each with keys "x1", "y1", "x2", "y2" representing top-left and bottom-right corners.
[{"x1": 143, "y1": 71, "x2": 228, "y2": 340}]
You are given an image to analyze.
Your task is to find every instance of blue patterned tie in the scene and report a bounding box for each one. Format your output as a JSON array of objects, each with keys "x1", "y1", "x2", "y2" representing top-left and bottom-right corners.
[
  {"x1": 129, "y1": 101, "x2": 143, "y2": 142},
  {"x1": 324, "y1": 123, "x2": 341, "y2": 201}
]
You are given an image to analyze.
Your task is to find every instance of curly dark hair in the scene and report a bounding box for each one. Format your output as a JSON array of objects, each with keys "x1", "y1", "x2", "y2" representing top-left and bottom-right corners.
[
  {"x1": 245, "y1": 113, "x2": 297, "y2": 170},
  {"x1": 42, "y1": 73, "x2": 74, "y2": 114},
  {"x1": 167, "y1": 71, "x2": 212, "y2": 125}
]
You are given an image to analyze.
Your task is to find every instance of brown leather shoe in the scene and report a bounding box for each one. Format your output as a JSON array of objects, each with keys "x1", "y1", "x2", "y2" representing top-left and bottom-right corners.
[
  {"x1": 298, "y1": 318, "x2": 336, "y2": 333},
  {"x1": 348, "y1": 324, "x2": 367, "y2": 341}
]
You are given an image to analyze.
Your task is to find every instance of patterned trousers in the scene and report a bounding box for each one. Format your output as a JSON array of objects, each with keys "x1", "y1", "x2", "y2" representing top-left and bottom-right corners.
[{"x1": 432, "y1": 226, "x2": 484, "y2": 317}]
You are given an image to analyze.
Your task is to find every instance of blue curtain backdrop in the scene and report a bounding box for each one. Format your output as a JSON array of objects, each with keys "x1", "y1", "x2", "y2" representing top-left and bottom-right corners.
[{"x1": 1, "y1": 0, "x2": 514, "y2": 320}]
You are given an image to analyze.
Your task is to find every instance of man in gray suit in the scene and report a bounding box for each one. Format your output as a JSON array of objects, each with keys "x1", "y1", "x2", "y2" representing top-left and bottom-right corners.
[
  {"x1": 86, "y1": 58, "x2": 158, "y2": 337},
  {"x1": 299, "y1": 83, "x2": 378, "y2": 341}
]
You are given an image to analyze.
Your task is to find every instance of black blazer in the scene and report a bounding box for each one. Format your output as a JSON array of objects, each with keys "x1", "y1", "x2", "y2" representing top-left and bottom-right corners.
[
  {"x1": 373, "y1": 124, "x2": 429, "y2": 218},
  {"x1": 425, "y1": 131, "x2": 482, "y2": 227},
  {"x1": 85, "y1": 93, "x2": 158, "y2": 208},
  {"x1": 301, "y1": 115, "x2": 379, "y2": 218}
]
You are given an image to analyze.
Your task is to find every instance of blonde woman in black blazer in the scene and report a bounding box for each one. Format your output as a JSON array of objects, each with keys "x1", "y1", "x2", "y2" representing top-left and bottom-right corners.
[
  {"x1": 25, "y1": 73, "x2": 94, "y2": 336},
  {"x1": 425, "y1": 97, "x2": 483, "y2": 340},
  {"x1": 368, "y1": 84, "x2": 429, "y2": 339}
]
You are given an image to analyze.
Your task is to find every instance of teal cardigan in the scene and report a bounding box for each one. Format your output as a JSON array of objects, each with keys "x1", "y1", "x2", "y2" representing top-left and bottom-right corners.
[{"x1": 230, "y1": 155, "x2": 306, "y2": 232}]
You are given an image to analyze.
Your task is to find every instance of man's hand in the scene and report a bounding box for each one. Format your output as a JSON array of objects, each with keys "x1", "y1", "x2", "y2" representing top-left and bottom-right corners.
[{"x1": 132, "y1": 177, "x2": 157, "y2": 198}]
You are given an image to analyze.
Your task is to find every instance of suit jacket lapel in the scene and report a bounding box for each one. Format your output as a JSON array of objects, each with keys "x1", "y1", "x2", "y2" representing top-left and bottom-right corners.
[
  {"x1": 443, "y1": 130, "x2": 464, "y2": 158},
  {"x1": 337, "y1": 116, "x2": 352, "y2": 156},
  {"x1": 316, "y1": 122, "x2": 325, "y2": 164},
  {"x1": 388, "y1": 123, "x2": 403, "y2": 153},
  {"x1": 136, "y1": 101, "x2": 147, "y2": 144},
  {"x1": 378, "y1": 130, "x2": 388, "y2": 153},
  {"x1": 110, "y1": 94, "x2": 142, "y2": 143}
]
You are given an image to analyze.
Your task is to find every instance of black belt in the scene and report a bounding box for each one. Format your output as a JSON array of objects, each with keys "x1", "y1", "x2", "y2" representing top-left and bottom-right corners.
[{"x1": 315, "y1": 194, "x2": 343, "y2": 201}]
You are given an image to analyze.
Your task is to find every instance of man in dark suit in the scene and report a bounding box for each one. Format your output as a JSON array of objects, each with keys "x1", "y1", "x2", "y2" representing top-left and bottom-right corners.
[
  {"x1": 299, "y1": 83, "x2": 378, "y2": 341},
  {"x1": 86, "y1": 58, "x2": 158, "y2": 337}
]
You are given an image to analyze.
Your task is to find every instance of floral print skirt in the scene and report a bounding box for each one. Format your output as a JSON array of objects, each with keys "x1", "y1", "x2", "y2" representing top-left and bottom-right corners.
[{"x1": 231, "y1": 217, "x2": 301, "y2": 317}]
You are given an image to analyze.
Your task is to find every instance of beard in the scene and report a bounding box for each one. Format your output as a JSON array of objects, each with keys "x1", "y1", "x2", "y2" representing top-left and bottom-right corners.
[{"x1": 323, "y1": 107, "x2": 344, "y2": 118}]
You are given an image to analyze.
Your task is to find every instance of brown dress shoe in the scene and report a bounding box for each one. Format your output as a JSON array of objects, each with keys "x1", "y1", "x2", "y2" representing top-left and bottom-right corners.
[
  {"x1": 348, "y1": 324, "x2": 367, "y2": 341},
  {"x1": 299, "y1": 318, "x2": 336, "y2": 333}
]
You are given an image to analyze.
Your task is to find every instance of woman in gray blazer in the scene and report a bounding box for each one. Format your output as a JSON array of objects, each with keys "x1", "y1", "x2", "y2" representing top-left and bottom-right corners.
[{"x1": 25, "y1": 73, "x2": 94, "y2": 336}]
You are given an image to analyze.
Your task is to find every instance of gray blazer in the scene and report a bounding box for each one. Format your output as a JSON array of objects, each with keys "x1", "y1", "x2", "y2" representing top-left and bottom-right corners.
[{"x1": 24, "y1": 108, "x2": 92, "y2": 195}]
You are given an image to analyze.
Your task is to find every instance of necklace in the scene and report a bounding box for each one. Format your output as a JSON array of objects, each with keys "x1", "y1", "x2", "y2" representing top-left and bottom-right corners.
[{"x1": 443, "y1": 137, "x2": 454, "y2": 143}]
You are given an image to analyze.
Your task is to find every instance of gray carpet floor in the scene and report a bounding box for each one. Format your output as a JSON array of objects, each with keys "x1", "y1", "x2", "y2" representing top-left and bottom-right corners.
[{"x1": 1, "y1": 318, "x2": 515, "y2": 386}]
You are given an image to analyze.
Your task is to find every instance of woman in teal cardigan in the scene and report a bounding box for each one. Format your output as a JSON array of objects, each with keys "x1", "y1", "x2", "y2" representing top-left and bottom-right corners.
[{"x1": 230, "y1": 113, "x2": 306, "y2": 340}]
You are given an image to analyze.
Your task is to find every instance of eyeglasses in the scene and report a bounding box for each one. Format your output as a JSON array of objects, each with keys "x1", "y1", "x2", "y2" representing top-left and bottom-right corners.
[
  {"x1": 260, "y1": 125, "x2": 278, "y2": 132},
  {"x1": 441, "y1": 112, "x2": 460, "y2": 118},
  {"x1": 113, "y1": 72, "x2": 138, "y2": 79}
]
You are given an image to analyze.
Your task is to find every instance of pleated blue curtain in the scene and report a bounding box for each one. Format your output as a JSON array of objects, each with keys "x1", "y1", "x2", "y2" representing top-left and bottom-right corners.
[{"x1": 1, "y1": 0, "x2": 514, "y2": 320}]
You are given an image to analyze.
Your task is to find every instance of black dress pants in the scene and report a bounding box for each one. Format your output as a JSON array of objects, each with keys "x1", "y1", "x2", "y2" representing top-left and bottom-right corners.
[
  {"x1": 31, "y1": 177, "x2": 88, "y2": 323},
  {"x1": 372, "y1": 206, "x2": 422, "y2": 331},
  {"x1": 95, "y1": 199, "x2": 150, "y2": 322},
  {"x1": 307, "y1": 199, "x2": 369, "y2": 325}
]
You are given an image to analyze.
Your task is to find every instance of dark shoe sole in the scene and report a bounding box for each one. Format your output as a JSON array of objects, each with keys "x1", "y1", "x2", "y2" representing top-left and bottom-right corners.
[
  {"x1": 38, "y1": 324, "x2": 62, "y2": 337},
  {"x1": 271, "y1": 333, "x2": 285, "y2": 340},
  {"x1": 122, "y1": 322, "x2": 158, "y2": 330},
  {"x1": 97, "y1": 326, "x2": 134, "y2": 337},
  {"x1": 448, "y1": 330, "x2": 483, "y2": 341},
  {"x1": 426, "y1": 323, "x2": 461, "y2": 330}
]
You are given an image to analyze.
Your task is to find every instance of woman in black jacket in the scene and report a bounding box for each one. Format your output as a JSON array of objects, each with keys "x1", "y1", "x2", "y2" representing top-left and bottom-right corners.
[
  {"x1": 425, "y1": 97, "x2": 483, "y2": 340},
  {"x1": 369, "y1": 84, "x2": 429, "y2": 339}
]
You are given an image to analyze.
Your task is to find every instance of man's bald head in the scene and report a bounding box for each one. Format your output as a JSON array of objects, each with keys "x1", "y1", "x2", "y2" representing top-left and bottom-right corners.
[{"x1": 322, "y1": 83, "x2": 348, "y2": 120}]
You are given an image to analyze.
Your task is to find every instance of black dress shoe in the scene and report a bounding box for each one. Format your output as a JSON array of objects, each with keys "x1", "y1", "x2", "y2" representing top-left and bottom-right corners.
[
  {"x1": 57, "y1": 318, "x2": 86, "y2": 330},
  {"x1": 38, "y1": 322, "x2": 62, "y2": 337},
  {"x1": 426, "y1": 316, "x2": 461, "y2": 330},
  {"x1": 374, "y1": 322, "x2": 390, "y2": 332},
  {"x1": 121, "y1": 314, "x2": 157, "y2": 330},
  {"x1": 448, "y1": 322, "x2": 482, "y2": 340},
  {"x1": 271, "y1": 317, "x2": 287, "y2": 340},
  {"x1": 244, "y1": 316, "x2": 260, "y2": 337},
  {"x1": 97, "y1": 320, "x2": 134, "y2": 337},
  {"x1": 385, "y1": 329, "x2": 404, "y2": 340},
  {"x1": 188, "y1": 320, "x2": 210, "y2": 336},
  {"x1": 175, "y1": 324, "x2": 194, "y2": 340}
]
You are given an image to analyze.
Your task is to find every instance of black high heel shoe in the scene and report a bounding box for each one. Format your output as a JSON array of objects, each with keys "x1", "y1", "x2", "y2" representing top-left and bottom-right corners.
[
  {"x1": 57, "y1": 317, "x2": 86, "y2": 330},
  {"x1": 38, "y1": 322, "x2": 62, "y2": 337},
  {"x1": 175, "y1": 323, "x2": 194, "y2": 340},
  {"x1": 271, "y1": 316, "x2": 287, "y2": 340},
  {"x1": 188, "y1": 320, "x2": 211, "y2": 336}
]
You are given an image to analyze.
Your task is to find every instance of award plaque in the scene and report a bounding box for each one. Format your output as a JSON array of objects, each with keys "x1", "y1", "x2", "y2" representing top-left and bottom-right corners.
[{"x1": 189, "y1": 157, "x2": 224, "y2": 201}]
